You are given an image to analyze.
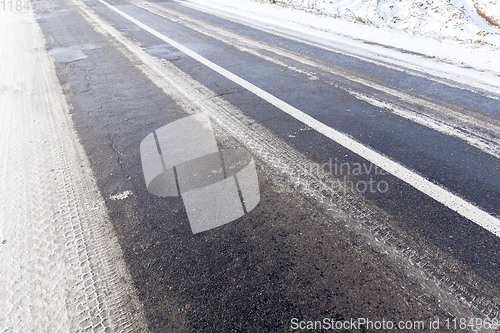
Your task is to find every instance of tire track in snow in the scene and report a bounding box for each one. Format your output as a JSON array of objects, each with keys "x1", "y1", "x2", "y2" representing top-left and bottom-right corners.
[{"x1": 0, "y1": 10, "x2": 148, "y2": 333}]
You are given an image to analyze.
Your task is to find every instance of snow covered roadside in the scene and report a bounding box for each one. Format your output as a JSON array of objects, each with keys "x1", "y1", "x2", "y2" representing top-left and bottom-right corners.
[
  {"x1": 183, "y1": 0, "x2": 500, "y2": 96},
  {"x1": 0, "y1": 10, "x2": 148, "y2": 333},
  {"x1": 260, "y1": 0, "x2": 500, "y2": 43}
]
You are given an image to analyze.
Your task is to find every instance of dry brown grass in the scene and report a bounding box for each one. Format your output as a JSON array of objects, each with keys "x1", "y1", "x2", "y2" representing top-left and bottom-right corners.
[{"x1": 472, "y1": 0, "x2": 500, "y2": 28}]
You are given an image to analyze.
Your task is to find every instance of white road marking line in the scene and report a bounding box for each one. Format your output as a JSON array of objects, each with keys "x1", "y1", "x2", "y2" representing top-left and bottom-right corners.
[{"x1": 93, "y1": 0, "x2": 500, "y2": 237}]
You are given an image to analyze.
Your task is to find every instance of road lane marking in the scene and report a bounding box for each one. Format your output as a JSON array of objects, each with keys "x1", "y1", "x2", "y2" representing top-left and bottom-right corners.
[{"x1": 90, "y1": 0, "x2": 500, "y2": 238}]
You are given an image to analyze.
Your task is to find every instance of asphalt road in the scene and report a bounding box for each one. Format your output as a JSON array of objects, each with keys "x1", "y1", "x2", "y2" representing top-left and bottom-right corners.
[{"x1": 35, "y1": 0, "x2": 500, "y2": 331}]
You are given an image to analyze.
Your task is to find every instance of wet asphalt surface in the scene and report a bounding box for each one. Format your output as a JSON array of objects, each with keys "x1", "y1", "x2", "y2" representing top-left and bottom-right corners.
[{"x1": 36, "y1": 0, "x2": 500, "y2": 331}]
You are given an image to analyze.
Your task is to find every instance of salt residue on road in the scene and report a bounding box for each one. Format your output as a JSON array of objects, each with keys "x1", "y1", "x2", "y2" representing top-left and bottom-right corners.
[{"x1": 0, "y1": 10, "x2": 148, "y2": 333}]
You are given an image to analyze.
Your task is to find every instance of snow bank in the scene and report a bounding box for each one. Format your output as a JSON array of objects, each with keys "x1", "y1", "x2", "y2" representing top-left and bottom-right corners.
[{"x1": 260, "y1": 0, "x2": 500, "y2": 46}]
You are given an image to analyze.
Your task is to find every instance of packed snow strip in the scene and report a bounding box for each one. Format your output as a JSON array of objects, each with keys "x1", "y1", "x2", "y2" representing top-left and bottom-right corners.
[{"x1": 0, "y1": 10, "x2": 148, "y2": 333}]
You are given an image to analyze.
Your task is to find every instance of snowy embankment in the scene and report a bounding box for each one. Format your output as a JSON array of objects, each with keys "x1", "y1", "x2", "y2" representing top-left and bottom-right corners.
[{"x1": 265, "y1": 0, "x2": 500, "y2": 45}]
